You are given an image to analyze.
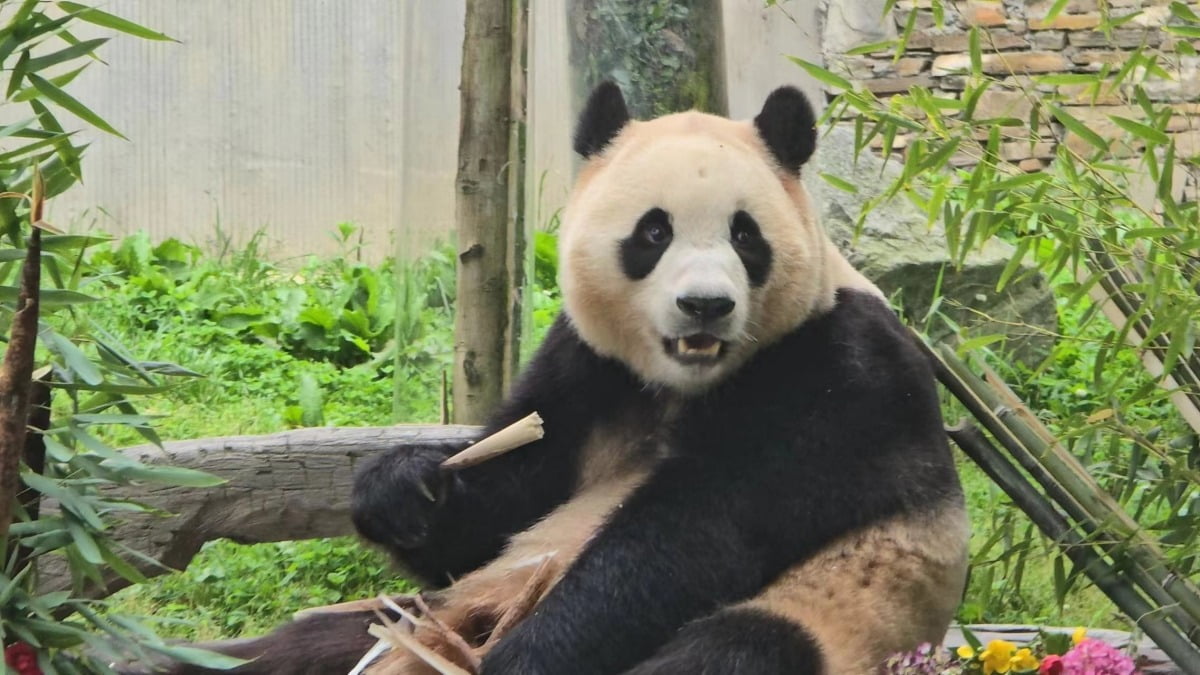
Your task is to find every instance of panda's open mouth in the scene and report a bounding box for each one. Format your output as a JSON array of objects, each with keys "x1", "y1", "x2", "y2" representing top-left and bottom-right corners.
[{"x1": 664, "y1": 333, "x2": 726, "y2": 364}]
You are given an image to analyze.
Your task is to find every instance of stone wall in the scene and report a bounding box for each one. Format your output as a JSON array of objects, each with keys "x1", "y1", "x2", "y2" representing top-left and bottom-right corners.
[{"x1": 822, "y1": 0, "x2": 1200, "y2": 202}]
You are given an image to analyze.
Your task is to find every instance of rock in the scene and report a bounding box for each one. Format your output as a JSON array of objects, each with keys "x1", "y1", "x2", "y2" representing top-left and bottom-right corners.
[
  {"x1": 808, "y1": 126, "x2": 1056, "y2": 361},
  {"x1": 821, "y1": 0, "x2": 898, "y2": 57},
  {"x1": 1028, "y1": 12, "x2": 1101, "y2": 30},
  {"x1": 862, "y1": 74, "x2": 935, "y2": 94},
  {"x1": 932, "y1": 51, "x2": 1069, "y2": 76},
  {"x1": 959, "y1": 2, "x2": 1007, "y2": 27}
]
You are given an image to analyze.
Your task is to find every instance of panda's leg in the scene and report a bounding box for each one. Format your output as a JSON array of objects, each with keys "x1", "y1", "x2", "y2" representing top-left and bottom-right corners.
[
  {"x1": 621, "y1": 607, "x2": 825, "y2": 675},
  {"x1": 626, "y1": 507, "x2": 969, "y2": 675}
]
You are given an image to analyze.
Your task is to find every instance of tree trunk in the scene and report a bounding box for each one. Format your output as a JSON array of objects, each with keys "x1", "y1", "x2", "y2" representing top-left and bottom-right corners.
[
  {"x1": 505, "y1": 0, "x2": 530, "y2": 389},
  {"x1": 0, "y1": 228, "x2": 41, "y2": 541},
  {"x1": 454, "y1": 0, "x2": 522, "y2": 425},
  {"x1": 568, "y1": 0, "x2": 728, "y2": 119}
]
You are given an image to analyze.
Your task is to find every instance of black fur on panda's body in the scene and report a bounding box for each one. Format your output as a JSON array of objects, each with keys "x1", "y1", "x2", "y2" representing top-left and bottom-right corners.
[
  {"x1": 152, "y1": 84, "x2": 965, "y2": 675},
  {"x1": 469, "y1": 295, "x2": 958, "y2": 675}
]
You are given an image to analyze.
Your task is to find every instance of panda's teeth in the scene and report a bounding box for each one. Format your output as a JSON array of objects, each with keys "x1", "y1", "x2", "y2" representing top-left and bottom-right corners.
[{"x1": 677, "y1": 338, "x2": 721, "y2": 357}]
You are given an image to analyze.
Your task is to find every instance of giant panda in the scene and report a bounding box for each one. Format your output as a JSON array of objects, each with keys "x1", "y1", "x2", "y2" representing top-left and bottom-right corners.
[{"x1": 159, "y1": 82, "x2": 969, "y2": 675}]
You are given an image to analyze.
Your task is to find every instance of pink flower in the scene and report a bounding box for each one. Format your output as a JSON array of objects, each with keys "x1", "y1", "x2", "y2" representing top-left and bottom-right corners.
[
  {"x1": 1039, "y1": 654, "x2": 1064, "y2": 675},
  {"x1": 1061, "y1": 638, "x2": 1137, "y2": 675},
  {"x1": 4, "y1": 642, "x2": 43, "y2": 675}
]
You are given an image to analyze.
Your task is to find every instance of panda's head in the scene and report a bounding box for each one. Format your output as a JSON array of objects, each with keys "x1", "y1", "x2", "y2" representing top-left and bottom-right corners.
[{"x1": 559, "y1": 83, "x2": 838, "y2": 393}]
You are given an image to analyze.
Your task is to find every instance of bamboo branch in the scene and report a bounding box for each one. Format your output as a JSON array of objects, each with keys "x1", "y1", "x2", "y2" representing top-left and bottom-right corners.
[
  {"x1": 917, "y1": 333, "x2": 1200, "y2": 648},
  {"x1": 947, "y1": 422, "x2": 1200, "y2": 673}
]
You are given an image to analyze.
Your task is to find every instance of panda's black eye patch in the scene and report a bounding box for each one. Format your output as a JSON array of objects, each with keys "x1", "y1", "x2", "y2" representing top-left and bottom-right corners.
[
  {"x1": 620, "y1": 208, "x2": 673, "y2": 280},
  {"x1": 731, "y1": 210, "x2": 772, "y2": 287}
]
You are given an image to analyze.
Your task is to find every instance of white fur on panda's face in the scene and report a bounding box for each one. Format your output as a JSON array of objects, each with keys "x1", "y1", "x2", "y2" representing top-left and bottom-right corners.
[{"x1": 560, "y1": 112, "x2": 834, "y2": 393}]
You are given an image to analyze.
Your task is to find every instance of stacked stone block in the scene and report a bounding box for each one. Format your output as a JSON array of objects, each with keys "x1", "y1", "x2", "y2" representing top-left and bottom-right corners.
[{"x1": 826, "y1": 0, "x2": 1200, "y2": 201}]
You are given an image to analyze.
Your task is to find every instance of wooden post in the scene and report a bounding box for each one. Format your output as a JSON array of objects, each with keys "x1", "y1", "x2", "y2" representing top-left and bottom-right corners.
[
  {"x1": 505, "y1": 0, "x2": 530, "y2": 390},
  {"x1": 453, "y1": 0, "x2": 527, "y2": 424}
]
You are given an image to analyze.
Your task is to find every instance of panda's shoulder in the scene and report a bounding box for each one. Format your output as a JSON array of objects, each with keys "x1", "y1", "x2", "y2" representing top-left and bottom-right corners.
[{"x1": 790, "y1": 287, "x2": 927, "y2": 371}]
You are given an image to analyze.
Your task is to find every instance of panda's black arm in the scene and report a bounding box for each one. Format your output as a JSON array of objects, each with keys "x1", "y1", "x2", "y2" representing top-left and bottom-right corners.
[{"x1": 352, "y1": 314, "x2": 640, "y2": 583}]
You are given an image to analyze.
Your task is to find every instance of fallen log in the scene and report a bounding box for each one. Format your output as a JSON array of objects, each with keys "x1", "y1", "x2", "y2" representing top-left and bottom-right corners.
[{"x1": 38, "y1": 425, "x2": 478, "y2": 599}]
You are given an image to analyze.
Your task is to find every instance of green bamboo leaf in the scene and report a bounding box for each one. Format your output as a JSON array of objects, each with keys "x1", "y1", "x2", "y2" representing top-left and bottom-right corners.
[
  {"x1": 147, "y1": 644, "x2": 247, "y2": 670},
  {"x1": 1036, "y1": 73, "x2": 1101, "y2": 86},
  {"x1": 0, "y1": 116, "x2": 36, "y2": 139},
  {"x1": 72, "y1": 413, "x2": 163, "y2": 427},
  {"x1": 1048, "y1": 104, "x2": 1108, "y2": 153},
  {"x1": 26, "y1": 37, "x2": 108, "y2": 72},
  {"x1": 0, "y1": 283, "x2": 96, "y2": 305},
  {"x1": 968, "y1": 27, "x2": 982, "y2": 76},
  {"x1": 99, "y1": 541, "x2": 148, "y2": 584},
  {"x1": 65, "y1": 517, "x2": 103, "y2": 564},
  {"x1": 12, "y1": 64, "x2": 89, "y2": 102},
  {"x1": 786, "y1": 55, "x2": 854, "y2": 92},
  {"x1": 819, "y1": 172, "x2": 858, "y2": 193},
  {"x1": 0, "y1": 130, "x2": 74, "y2": 163},
  {"x1": 1053, "y1": 554, "x2": 1068, "y2": 608},
  {"x1": 996, "y1": 237, "x2": 1033, "y2": 291},
  {"x1": 956, "y1": 334, "x2": 1004, "y2": 355},
  {"x1": 1108, "y1": 115, "x2": 1169, "y2": 146},
  {"x1": 56, "y1": 2, "x2": 177, "y2": 41},
  {"x1": 1170, "y1": 1, "x2": 1200, "y2": 22},
  {"x1": 27, "y1": 72, "x2": 126, "y2": 139},
  {"x1": 41, "y1": 328, "x2": 104, "y2": 384},
  {"x1": 1167, "y1": 25, "x2": 1200, "y2": 38},
  {"x1": 845, "y1": 40, "x2": 896, "y2": 56},
  {"x1": 1043, "y1": 0, "x2": 1070, "y2": 22},
  {"x1": 6, "y1": 49, "x2": 30, "y2": 100},
  {"x1": 102, "y1": 461, "x2": 228, "y2": 488},
  {"x1": 40, "y1": 233, "x2": 110, "y2": 251}
]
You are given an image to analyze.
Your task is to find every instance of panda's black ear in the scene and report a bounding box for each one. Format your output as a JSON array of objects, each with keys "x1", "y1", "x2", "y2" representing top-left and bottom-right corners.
[
  {"x1": 753, "y1": 86, "x2": 817, "y2": 173},
  {"x1": 574, "y1": 81, "x2": 630, "y2": 158}
]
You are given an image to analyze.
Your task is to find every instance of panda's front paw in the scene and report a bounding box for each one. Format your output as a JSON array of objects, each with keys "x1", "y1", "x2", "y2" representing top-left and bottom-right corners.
[{"x1": 350, "y1": 444, "x2": 459, "y2": 551}]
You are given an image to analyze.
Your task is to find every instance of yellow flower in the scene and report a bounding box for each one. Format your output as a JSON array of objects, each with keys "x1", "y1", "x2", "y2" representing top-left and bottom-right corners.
[
  {"x1": 956, "y1": 645, "x2": 976, "y2": 659},
  {"x1": 1010, "y1": 647, "x2": 1039, "y2": 672},
  {"x1": 979, "y1": 639, "x2": 1018, "y2": 675},
  {"x1": 1072, "y1": 626, "x2": 1087, "y2": 645}
]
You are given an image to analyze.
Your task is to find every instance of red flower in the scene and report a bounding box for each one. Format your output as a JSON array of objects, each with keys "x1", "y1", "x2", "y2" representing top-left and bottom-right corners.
[
  {"x1": 4, "y1": 642, "x2": 43, "y2": 675},
  {"x1": 1038, "y1": 654, "x2": 1064, "y2": 675}
]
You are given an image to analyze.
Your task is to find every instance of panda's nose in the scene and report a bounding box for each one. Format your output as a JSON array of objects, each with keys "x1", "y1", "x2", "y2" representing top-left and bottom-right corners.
[{"x1": 676, "y1": 295, "x2": 735, "y2": 320}]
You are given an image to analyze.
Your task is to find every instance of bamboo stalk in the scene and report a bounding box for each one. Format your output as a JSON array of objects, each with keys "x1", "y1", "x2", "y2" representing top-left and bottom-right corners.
[
  {"x1": 440, "y1": 411, "x2": 544, "y2": 471},
  {"x1": 915, "y1": 333, "x2": 1200, "y2": 645},
  {"x1": 948, "y1": 422, "x2": 1200, "y2": 673},
  {"x1": 907, "y1": 333, "x2": 1200, "y2": 643}
]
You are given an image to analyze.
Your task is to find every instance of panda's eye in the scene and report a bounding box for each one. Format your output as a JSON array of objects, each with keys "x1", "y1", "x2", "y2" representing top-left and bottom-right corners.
[
  {"x1": 644, "y1": 223, "x2": 669, "y2": 244},
  {"x1": 634, "y1": 208, "x2": 673, "y2": 246},
  {"x1": 731, "y1": 213, "x2": 761, "y2": 247}
]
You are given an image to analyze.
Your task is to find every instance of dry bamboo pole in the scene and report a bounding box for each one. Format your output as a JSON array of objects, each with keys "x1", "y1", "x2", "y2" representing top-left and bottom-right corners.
[
  {"x1": 917, "y1": 335, "x2": 1200, "y2": 646},
  {"x1": 948, "y1": 422, "x2": 1200, "y2": 674}
]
